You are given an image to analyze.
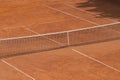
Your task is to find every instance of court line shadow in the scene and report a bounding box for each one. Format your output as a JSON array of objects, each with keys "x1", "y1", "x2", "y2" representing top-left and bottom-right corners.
[{"x1": 75, "y1": 0, "x2": 120, "y2": 20}]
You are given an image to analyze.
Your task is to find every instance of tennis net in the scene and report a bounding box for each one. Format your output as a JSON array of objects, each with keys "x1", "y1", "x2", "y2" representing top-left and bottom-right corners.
[{"x1": 0, "y1": 22, "x2": 120, "y2": 58}]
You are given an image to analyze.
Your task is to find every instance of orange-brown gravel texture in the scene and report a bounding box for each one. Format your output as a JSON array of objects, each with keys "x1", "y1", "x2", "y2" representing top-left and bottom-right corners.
[
  {"x1": 4, "y1": 47, "x2": 120, "y2": 80},
  {"x1": 0, "y1": 0, "x2": 119, "y2": 38}
]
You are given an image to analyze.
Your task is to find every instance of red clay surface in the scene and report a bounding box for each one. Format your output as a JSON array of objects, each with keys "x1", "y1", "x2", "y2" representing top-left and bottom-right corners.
[
  {"x1": 0, "y1": 61, "x2": 30, "y2": 80},
  {"x1": 0, "y1": 0, "x2": 119, "y2": 38},
  {"x1": 0, "y1": 0, "x2": 120, "y2": 80},
  {"x1": 2, "y1": 40, "x2": 120, "y2": 80}
]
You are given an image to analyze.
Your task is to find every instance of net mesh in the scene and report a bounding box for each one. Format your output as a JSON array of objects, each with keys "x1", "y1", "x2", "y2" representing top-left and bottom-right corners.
[
  {"x1": 0, "y1": 33, "x2": 68, "y2": 58},
  {"x1": 0, "y1": 22, "x2": 120, "y2": 58},
  {"x1": 69, "y1": 23, "x2": 120, "y2": 45}
]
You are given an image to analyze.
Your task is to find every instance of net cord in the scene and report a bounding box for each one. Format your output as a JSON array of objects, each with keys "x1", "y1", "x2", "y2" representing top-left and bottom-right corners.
[{"x1": 0, "y1": 22, "x2": 120, "y2": 41}]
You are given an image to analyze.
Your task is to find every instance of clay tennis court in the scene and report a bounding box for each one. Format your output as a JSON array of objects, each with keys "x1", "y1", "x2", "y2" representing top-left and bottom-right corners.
[{"x1": 0, "y1": 0, "x2": 120, "y2": 80}]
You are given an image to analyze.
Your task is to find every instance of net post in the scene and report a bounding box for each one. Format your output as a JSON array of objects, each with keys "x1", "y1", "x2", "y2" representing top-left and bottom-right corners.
[{"x1": 67, "y1": 32, "x2": 70, "y2": 46}]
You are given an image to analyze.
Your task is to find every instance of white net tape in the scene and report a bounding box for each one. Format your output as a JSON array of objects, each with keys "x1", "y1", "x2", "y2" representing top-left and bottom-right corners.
[{"x1": 0, "y1": 22, "x2": 120, "y2": 58}]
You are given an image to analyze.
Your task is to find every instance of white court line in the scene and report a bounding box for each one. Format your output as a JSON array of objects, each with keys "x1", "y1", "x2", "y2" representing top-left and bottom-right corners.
[
  {"x1": 72, "y1": 49, "x2": 120, "y2": 73},
  {"x1": 23, "y1": 26, "x2": 64, "y2": 45},
  {"x1": 45, "y1": 5, "x2": 98, "y2": 25},
  {"x1": 1, "y1": 59, "x2": 36, "y2": 80},
  {"x1": 0, "y1": 22, "x2": 120, "y2": 41},
  {"x1": 66, "y1": 4, "x2": 97, "y2": 15},
  {"x1": 3, "y1": 20, "x2": 64, "y2": 30},
  {"x1": 65, "y1": 4, "x2": 117, "y2": 22}
]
